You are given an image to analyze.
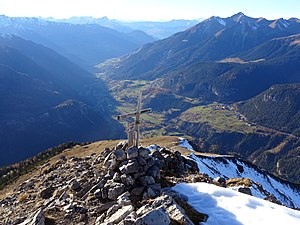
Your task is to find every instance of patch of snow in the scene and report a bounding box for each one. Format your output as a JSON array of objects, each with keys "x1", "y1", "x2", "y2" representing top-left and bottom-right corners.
[
  {"x1": 189, "y1": 154, "x2": 300, "y2": 208},
  {"x1": 217, "y1": 18, "x2": 226, "y2": 26},
  {"x1": 147, "y1": 144, "x2": 162, "y2": 151},
  {"x1": 178, "y1": 138, "x2": 194, "y2": 151},
  {"x1": 173, "y1": 182, "x2": 300, "y2": 225}
]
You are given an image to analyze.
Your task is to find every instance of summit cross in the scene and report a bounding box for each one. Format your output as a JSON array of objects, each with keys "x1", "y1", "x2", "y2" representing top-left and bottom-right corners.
[{"x1": 117, "y1": 93, "x2": 151, "y2": 147}]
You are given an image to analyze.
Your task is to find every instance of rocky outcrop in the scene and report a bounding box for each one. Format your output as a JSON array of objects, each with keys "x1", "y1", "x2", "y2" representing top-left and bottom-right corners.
[{"x1": 1, "y1": 142, "x2": 205, "y2": 225}]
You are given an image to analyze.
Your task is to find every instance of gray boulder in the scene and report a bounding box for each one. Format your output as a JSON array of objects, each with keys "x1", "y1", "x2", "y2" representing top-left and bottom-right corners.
[
  {"x1": 127, "y1": 146, "x2": 139, "y2": 159},
  {"x1": 119, "y1": 160, "x2": 140, "y2": 174},
  {"x1": 136, "y1": 206, "x2": 170, "y2": 225}
]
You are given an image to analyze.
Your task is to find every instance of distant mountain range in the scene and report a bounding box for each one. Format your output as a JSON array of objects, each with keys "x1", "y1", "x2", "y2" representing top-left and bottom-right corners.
[
  {"x1": 0, "y1": 15, "x2": 154, "y2": 69},
  {"x1": 99, "y1": 12, "x2": 300, "y2": 102},
  {"x1": 48, "y1": 16, "x2": 201, "y2": 39},
  {"x1": 0, "y1": 35, "x2": 122, "y2": 166}
]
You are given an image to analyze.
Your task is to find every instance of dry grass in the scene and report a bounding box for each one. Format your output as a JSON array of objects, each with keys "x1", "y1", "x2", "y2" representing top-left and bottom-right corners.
[
  {"x1": 18, "y1": 193, "x2": 28, "y2": 203},
  {"x1": 226, "y1": 178, "x2": 252, "y2": 188}
]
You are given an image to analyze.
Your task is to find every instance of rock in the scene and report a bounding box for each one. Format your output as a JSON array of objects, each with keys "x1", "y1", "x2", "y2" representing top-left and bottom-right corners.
[
  {"x1": 40, "y1": 187, "x2": 55, "y2": 199},
  {"x1": 151, "y1": 150, "x2": 164, "y2": 160},
  {"x1": 105, "y1": 181, "x2": 126, "y2": 200},
  {"x1": 102, "y1": 148, "x2": 111, "y2": 158},
  {"x1": 144, "y1": 158, "x2": 155, "y2": 171},
  {"x1": 101, "y1": 188, "x2": 108, "y2": 199},
  {"x1": 138, "y1": 147, "x2": 151, "y2": 159},
  {"x1": 119, "y1": 160, "x2": 140, "y2": 174},
  {"x1": 148, "y1": 184, "x2": 161, "y2": 196},
  {"x1": 30, "y1": 209, "x2": 45, "y2": 225},
  {"x1": 117, "y1": 192, "x2": 132, "y2": 206},
  {"x1": 146, "y1": 165, "x2": 160, "y2": 179},
  {"x1": 70, "y1": 180, "x2": 81, "y2": 191},
  {"x1": 92, "y1": 201, "x2": 116, "y2": 214},
  {"x1": 166, "y1": 203, "x2": 194, "y2": 225},
  {"x1": 136, "y1": 206, "x2": 170, "y2": 225},
  {"x1": 114, "y1": 149, "x2": 127, "y2": 161},
  {"x1": 139, "y1": 176, "x2": 155, "y2": 186},
  {"x1": 127, "y1": 146, "x2": 139, "y2": 159},
  {"x1": 238, "y1": 187, "x2": 252, "y2": 196},
  {"x1": 23, "y1": 180, "x2": 35, "y2": 190},
  {"x1": 133, "y1": 172, "x2": 145, "y2": 179},
  {"x1": 136, "y1": 156, "x2": 147, "y2": 166},
  {"x1": 120, "y1": 174, "x2": 135, "y2": 186},
  {"x1": 113, "y1": 172, "x2": 121, "y2": 182},
  {"x1": 106, "y1": 204, "x2": 122, "y2": 217},
  {"x1": 74, "y1": 205, "x2": 88, "y2": 214},
  {"x1": 213, "y1": 177, "x2": 226, "y2": 187},
  {"x1": 102, "y1": 205, "x2": 134, "y2": 225},
  {"x1": 131, "y1": 186, "x2": 145, "y2": 196},
  {"x1": 94, "y1": 189, "x2": 102, "y2": 198}
]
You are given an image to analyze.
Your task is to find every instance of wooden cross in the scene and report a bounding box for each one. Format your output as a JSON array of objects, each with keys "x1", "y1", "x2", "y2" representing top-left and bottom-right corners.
[{"x1": 117, "y1": 93, "x2": 151, "y2": 147}]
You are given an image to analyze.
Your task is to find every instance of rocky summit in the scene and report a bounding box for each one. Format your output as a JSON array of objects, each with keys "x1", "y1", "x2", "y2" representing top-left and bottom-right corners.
[{"x1": 0, "y1": 141, "x2": 209, "y2": 225}]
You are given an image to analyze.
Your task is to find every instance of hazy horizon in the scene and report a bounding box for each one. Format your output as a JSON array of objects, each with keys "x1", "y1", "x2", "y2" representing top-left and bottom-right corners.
[{"x1": 0, "y1": 0, "x2": 299, "y2": 22}]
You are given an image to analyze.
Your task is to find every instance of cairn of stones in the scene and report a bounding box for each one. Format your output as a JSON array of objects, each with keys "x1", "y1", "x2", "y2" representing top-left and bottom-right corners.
[{"x1": 1, "y1": 141, "x2": 208, "y2": 225}]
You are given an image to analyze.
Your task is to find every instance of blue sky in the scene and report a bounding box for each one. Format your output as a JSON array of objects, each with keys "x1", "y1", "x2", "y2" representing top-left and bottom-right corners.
[{"x1": 0, "y1": 0, "x2": 299, "y2": 21}]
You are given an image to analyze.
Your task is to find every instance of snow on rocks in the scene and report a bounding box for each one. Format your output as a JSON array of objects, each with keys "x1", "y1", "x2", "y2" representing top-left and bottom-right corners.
[
  {"x1": 189, "y1": 154, "x2": 300, "y2": 208},
  {"x1": 178, "y1": 138, "x2": 194, "y2": 151},
  {"x1": 173, "y1": 182, "x2": 300, "y2": 225}
]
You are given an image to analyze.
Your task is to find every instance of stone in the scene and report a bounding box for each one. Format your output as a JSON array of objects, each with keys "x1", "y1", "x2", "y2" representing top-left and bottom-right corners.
[
  {"x1": 106, "y1": 204, "x2": 122, "y2": 217},
  {"x1": 144, "y1": 158, "x2": 155, "y2": 171},
  {"x1": 109, "y1": 158, "x2": 120, "y2": 171},
  {"x1": 120, "y1": 174, "x2": 135, "y2": 186},
  {"x1": 238, "y1": 187, "x2": 252, "y2": 196},
  {"x1": 137, "y1": 156, "x2": 147, "y2": 166},
  {"x1": 119, "y1": 160, "x2": 140, "y2": 174},
  {"x1": 94, "y1": 189, "x2": 102, "y2": 198},
  {"x1": 166, "y1": 203, "x2": 194, "y2": 225},
  {"x1": 213, "y1": 177, "x2": 226, "y2": 187},
  {"x1": 114, "y1": 149, "x2": 127, "y2": 161},
  {"x1": 70, "y1": 180, "x2": 81, "y2": 191},
  {"x1": 98, "y1": 180, "x2": 106, "y2": 189},
  {"x1": 102, "y1": 148, "x2": 111, "y2": 158},
  {"x1": 139, "y1": 176, "x2": 155, "y2": 186},
  {"x1": 138, "y1": 147, "x2": 151, "y2": 159},
  {"x1": 146, "y1": 165, "x2": 160, "y2": 179},
  {"x1": 148, "y1": 184, "x2": 161, "y2": 196},
  {"x1": 93, "y1": 201, "x2": 116, "y2": 214},
  {"x1": 102, "y1": 205, "x2": 134, "y2": 225},
  {"x1": 133, "y1": 172, "x2": 145, "y2": 179},
  {"x1": 105, "y1": 181, "x2": 126, "y2": 200},
  {"x1": 31, "y1": 209, "x2": 45, "y2": 225},
  {"x1": 151, "y1": 150, "x2": 164, "y2": 160},
  {"x1": 135, "y1": 206, "x2": 170, "y2": 225},
  {"x1": 127, "y1": 146, "x2": 139, "y2": 159},
  {"x1": 117, "y1": 192, "x2": 132, "y2": 206},
  {"x1": 131, "y1": 186, "x2": 145, "y2": 196},
  {"x1": 113, "y1": 172, "x2": 121, "y2": 182},
  {"x1": 40, "y1": 187, "x2": 55, "y2": 199}
]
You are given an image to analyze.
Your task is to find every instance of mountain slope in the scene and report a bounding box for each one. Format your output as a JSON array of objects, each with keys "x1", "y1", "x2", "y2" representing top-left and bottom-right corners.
[
  {"x1": 1, "y1": 137, "x2": 300, "y2": 225},
  {"x1": 0, "y1": 15, "x2": 153, "y2": 68},
  {"x1": 0, "y1": 35, "x2": 121, "y2": 166},
  {"x1": 237, "y1": 83, "x2": 300, "y2": 136},
  {"x1": 98, "y1": 13, "x2": 300, "y2": 80}
]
